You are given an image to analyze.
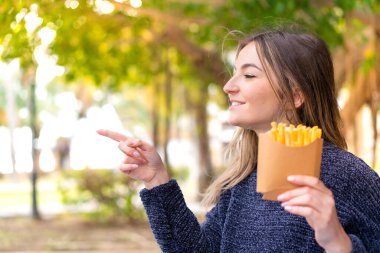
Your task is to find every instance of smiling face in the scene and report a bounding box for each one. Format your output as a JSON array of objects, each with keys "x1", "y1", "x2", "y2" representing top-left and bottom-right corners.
[{"x1": 223, "y1": 42, "x2": 286, "y2": 133}]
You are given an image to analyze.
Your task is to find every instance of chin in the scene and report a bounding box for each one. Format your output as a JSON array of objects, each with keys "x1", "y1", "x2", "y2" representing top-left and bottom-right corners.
[
  {"x1": 228, "y1": 119, "x2": 269, "y2": 132},
  {"x1": 228, "y1": 118, "x2": 240, "y2": 126},
  {"x1": 228, "y1": 119, "x2": 248, "y2": 128}
]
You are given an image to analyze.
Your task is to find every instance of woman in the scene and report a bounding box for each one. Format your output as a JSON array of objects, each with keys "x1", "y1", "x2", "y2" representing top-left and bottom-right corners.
[{"x1": 98, "y1": 27, "x2": 380, "y2": 252}]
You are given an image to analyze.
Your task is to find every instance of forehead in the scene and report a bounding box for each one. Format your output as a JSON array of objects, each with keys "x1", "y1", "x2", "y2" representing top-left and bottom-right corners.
[{"x1": 235, "y1": 42, "x2": 262, "y2": 67}]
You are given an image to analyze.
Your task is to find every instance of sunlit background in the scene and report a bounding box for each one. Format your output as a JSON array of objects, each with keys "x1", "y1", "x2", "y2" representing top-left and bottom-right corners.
[{"x1": 0, "y1": 0, "x2": 379, "y2": 251}]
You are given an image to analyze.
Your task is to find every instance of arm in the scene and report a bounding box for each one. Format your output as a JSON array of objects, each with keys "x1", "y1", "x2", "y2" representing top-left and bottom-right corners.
[
  {"x1": 97, "y1": 129, "x2": 222, "y2": 252},
  {"x1": 140, "y1": 180, "x2": 222, "y2": 253}
]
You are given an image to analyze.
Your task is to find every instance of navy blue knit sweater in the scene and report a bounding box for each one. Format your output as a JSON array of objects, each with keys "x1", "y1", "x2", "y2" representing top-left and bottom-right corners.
[{"x1": 140, "y1": 141, "x2": 380, "y2": 252}]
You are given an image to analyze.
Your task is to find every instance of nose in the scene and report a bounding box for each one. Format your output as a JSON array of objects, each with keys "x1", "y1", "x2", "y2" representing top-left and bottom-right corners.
[{"x1": 223, "y1": 77, "x2": 238, "y2": 94}]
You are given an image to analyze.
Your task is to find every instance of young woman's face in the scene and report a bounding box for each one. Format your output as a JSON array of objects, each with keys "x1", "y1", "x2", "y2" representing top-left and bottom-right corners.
[{"x1": 223, "y1": 42, "x2": 285, "y2": 133}]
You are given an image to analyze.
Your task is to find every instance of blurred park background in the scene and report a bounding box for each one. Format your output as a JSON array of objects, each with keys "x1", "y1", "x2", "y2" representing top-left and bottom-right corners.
[{"x1": 0, "y1": 0, "x2": 379, "y2": 252}]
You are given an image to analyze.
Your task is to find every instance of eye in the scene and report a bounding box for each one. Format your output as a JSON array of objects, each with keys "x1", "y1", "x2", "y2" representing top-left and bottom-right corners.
[{"x1": 244, "y1": 74, "x2": 256, "y2": 79}]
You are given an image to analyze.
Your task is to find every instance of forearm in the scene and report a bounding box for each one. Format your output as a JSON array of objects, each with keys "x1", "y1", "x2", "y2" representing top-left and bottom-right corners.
[{"x1": 140, "y1": 180, "x2": 219, "y2": 253}]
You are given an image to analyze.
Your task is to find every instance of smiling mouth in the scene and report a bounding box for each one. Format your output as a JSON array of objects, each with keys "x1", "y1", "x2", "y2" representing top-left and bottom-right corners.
[{"x1": 231, "y1": 101, "x2": 245, "y2": 106}]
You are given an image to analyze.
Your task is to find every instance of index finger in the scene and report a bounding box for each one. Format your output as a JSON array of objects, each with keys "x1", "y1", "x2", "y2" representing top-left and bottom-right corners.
[{"x1": 97, "y1": 129, "x2": 128, "y2": 142}]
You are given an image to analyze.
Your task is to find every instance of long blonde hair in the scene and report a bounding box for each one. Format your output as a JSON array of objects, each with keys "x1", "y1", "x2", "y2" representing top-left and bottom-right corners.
[{"x1": 202, "y1": 28, "x2": 347, "y2": 207}]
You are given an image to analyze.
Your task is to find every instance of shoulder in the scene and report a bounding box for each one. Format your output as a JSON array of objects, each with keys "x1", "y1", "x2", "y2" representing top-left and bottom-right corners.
[
  {"x1": 219, "y1": 188, "x2": 232, "y2": 205},
  {"x1": 321, "y1": 141, "x2": 380, "y2": 204},
  {"x1": 321, "y1": 141, "x2": 378, "y2": 181}
]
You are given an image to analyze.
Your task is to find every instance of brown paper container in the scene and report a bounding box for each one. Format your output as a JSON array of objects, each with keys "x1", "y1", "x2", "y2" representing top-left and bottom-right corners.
[{"x1": 256, "y1": 133, "x2": 323, "y2": 201}]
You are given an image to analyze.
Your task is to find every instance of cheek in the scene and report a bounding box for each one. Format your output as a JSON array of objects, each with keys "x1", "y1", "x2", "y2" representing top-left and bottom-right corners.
[
  {"x1": 247, "y1": 87, "x2": 272, "y2": 104},
  {"x1": 248, "y1": 88, "x2": 280, "y2": 112}
]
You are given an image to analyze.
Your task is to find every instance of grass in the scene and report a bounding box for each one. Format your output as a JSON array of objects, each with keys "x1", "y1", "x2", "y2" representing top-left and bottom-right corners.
[
  {"x1": 0, "y1": 172, "x2": 160, "y2": 252},
  {"x1": 0, "y1": 173, "x2": 63, "y2": 209},
  {"x1": 0, "y1": 190, "x2": 61, "y2": 206}
]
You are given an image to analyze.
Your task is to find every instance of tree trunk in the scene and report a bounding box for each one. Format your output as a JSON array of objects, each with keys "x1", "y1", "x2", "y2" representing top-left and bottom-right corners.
[
  {"x1": 195, "y1": 85, "x2": 214, "y2": 199},
  {"x1": 370, "y1": 103, "x2": 377, "y2": 168},
  {"x1": 341, "y1": 69, "x2": 370, "y2": 135},
  {"x1": 151, "y1": 81, "x2": 160, "y2": 147},
  {"x1": 29, "y1": 80, "x2": 41, "y2": 220},
  {"x1": 367, "y1": 27, "x2": 379, "y2": 169},
  {"x1": 163, "y1": 48, "x2": 172, "y2": 173}
]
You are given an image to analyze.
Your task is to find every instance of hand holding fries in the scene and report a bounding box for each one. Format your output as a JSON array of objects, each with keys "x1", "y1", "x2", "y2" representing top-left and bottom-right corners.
[{"x1": 278, "y1": 175, "x2": 352, "y2": 253}]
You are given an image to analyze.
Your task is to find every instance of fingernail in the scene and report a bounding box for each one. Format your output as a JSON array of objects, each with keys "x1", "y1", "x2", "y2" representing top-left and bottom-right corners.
[
  {"x1": 288, "y1": 176, "x2": 296, "y2": 181},
  {"x1": 283, "y1": 206, "x2": 292, "y2": 211},
  {"x1": 133, "y1": 151, "x2": 140, "y2": 157},
  {"x1": 277, "y1": 194, "x2": 285, "y2": 201}
]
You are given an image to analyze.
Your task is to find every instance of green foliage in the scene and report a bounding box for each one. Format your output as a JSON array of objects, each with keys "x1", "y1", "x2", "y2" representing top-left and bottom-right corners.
[
  {"x1": 1, "y1": 0, "x2": 378, "y2": 89},
  {"x1": 57, "y1": 167, "x2": 189, "y2": 223},
  {"x1": 57, "y1": 169, "x2": 145, "y2": 223},
  {"x1": 38, "y1": 1, "x2": 156, "y2": 89},
  {"x1": 2, "y1": 0, "x2": 375, "y2": 97},
  {"x1": 360, "y1": 52, "x2": 377, "y2": 74},
  {"x1": 0, "y1": 2, "x2": 39, "y2": 69}
]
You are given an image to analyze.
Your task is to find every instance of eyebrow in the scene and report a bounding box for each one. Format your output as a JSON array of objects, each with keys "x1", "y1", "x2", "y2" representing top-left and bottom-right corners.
[{"x1": 238, "y1": 63, "x2": 262, "y2": 71}]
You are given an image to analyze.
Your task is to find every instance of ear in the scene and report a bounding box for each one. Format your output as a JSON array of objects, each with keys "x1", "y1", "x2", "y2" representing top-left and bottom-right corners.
[{"x1": 293, "y1": 88, "x2": 304, "y2": 108}]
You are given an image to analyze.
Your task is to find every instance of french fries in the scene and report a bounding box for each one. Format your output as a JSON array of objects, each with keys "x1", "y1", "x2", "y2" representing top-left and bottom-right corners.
[{"x1": 269, "y1": 122, "x2": 322, "y2": 147}]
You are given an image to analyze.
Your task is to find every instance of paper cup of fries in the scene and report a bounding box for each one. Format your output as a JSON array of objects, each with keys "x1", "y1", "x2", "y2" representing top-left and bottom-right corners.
[{"x1": 257, "y1": 122, "x2": 324, "y2": 201}]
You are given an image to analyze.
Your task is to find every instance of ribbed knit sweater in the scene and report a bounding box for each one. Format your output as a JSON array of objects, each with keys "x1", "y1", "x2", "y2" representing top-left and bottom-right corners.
[{"x1": 140, "y1": 141, "x2": 380, "y2": 252}]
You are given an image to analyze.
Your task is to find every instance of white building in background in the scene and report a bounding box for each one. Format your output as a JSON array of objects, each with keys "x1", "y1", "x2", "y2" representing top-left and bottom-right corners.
[
  {"x1": 69, "y1": 103, "x2": 128, "y2": 170},
  {"x1": 0, "y1": 126, "x2": 33, "y2": 174},
  {"x1": 0, "y1": 127, "x2": 17, "y2": 174},
  {"x1": 0, "y1": 102, "x2": 132, "y2": 174}
]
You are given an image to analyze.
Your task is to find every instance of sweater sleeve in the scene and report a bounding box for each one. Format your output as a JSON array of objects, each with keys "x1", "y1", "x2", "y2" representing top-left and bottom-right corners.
[
  {"x1": 139, "y1": 180, "x2": 223, "y2": 253},
  {"x1": 349, "y1": 234, "x2": 380, "y2": 253},
  {"x1": 343, "y1": 162, "x2": 380, "y2": 253}
]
